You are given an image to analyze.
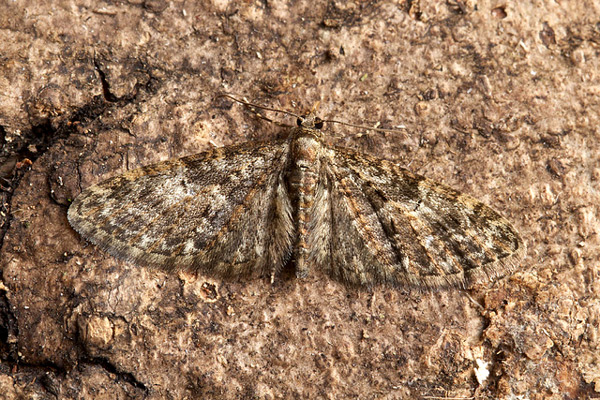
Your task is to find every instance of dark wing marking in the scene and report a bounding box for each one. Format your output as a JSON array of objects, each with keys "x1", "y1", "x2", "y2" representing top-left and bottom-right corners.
[
  {"x1": 325, "y1": 146, "x2": 525, "y2": 289},
  {"x1": 68, "y1": 141, "x2": 295, "y2": 278}
]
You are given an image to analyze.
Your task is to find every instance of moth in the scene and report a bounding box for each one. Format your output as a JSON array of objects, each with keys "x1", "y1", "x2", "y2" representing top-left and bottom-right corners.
[{"x1": 68, "y1": 97, "x2": 524, "y2": 288}]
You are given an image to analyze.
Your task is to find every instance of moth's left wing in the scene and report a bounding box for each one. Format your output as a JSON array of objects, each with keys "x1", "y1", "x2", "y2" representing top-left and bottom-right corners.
[{"x1": 68, "y1": 141, "x2": 295, "y2": 278}]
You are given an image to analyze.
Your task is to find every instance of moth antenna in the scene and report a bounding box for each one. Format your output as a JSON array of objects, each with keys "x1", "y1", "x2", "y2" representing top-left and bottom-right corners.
[
  {"x1": 219, "y1": 93, "x2": 406, "y2": 134},
  {"x1": 217, "y1": 93, "x2": 302, "y2": 120},
  {"x1": 322, "y1": 118, "x2": 407, "y2": 134}
]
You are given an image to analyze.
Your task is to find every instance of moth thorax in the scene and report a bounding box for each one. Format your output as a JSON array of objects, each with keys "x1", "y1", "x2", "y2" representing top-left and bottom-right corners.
[
  {"x1": 288, "y1": 134, "x2": 321, "y2": 198},
  {"x1": 291, "y1": 133, "x2": 322, "y2": 167}
]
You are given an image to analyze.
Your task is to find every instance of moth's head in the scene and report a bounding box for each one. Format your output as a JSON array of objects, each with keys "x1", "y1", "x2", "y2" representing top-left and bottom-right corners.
[
  {"x1": 296, "y1": 113, "x2": 324, "y2": 130},
  {"x1": 296, "y1": 100, "x2": 324, "y2": 132}
]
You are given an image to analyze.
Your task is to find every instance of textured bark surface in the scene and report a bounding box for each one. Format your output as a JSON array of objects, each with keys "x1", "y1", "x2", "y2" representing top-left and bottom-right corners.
[{"x1": 1, "y1": 1, "x2": 599, "y2": 399}]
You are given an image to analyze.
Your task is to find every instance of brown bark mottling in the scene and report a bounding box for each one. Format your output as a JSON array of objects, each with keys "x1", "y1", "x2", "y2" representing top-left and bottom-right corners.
[{"x1": 1, "y1": 1, "x2": 599, "y2": 398}]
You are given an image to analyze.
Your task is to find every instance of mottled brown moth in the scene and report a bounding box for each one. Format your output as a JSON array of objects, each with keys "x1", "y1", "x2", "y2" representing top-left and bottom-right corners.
[{"x1": 68, "y1": 98, "x2": 524, "y2": 289}]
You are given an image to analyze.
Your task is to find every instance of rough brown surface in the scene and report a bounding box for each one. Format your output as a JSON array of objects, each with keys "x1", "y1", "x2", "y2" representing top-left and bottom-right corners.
[{"x1": 0, "y1": 1, "x2": 599, "y2": 399}]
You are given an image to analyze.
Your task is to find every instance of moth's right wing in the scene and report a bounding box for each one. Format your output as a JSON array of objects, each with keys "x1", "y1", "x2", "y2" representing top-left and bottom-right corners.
[
  {"x1": 68, "y1": 141, "x2": 295, "y2": 277},
  {"x1": 325, "y1": 146, "x2": 524, "y2": 289}
]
